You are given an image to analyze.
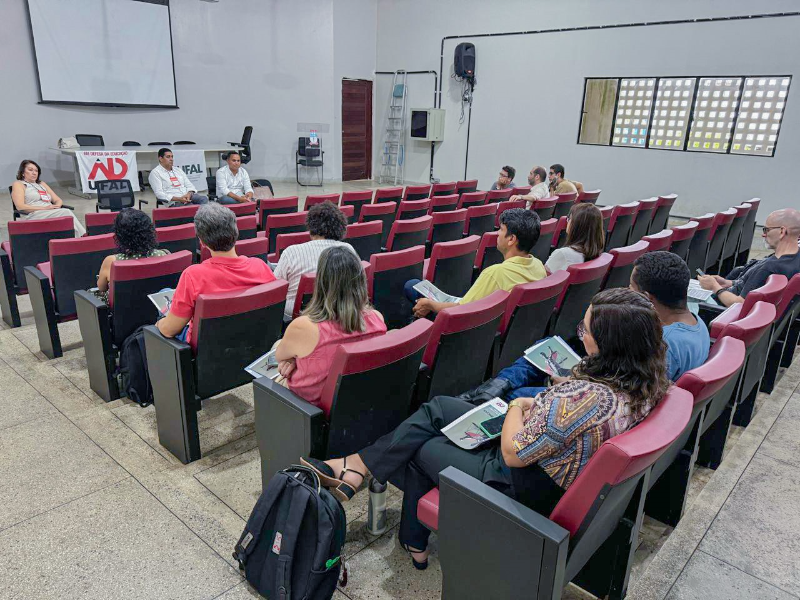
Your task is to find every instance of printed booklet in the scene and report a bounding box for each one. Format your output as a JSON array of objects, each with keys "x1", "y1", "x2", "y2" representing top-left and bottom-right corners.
[
  {"x1": 523, "y1": 336, "x2": 582, "y2": 377},
  {"x1": 687, "y1": 279, "x2": 715, "y2": 303},
  {"x1": 412, "y1": 280, "x2": 462, "y2": 304},
  {"x1": 441, "y1": 397, "x2": 509, "y2": 450},
  {"x1": 147, "y1": 289, "x2": 175, "y2": 315},
  {"x1": 244, "y1": 348, "x2": 280, "y2": 380}
]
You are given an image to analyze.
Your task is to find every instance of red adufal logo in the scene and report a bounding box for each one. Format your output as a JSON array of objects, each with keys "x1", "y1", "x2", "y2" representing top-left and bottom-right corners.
[{"x1": 87, "y1": 158, "x2": 129, "y2": 188}]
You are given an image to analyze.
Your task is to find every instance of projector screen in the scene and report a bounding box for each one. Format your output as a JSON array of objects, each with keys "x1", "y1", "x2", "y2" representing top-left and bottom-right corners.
[{"x1": 27, "y1": 0, "x2": 178, "y2": 107}]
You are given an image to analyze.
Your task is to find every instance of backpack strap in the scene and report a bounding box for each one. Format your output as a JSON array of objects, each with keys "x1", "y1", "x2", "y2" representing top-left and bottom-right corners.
[
  {"x1": 232, "y1": 473, "x2": 290, "y2": 568},
  {"x1": 276, "y1": 481, "x2": 311, "y2": 600}
]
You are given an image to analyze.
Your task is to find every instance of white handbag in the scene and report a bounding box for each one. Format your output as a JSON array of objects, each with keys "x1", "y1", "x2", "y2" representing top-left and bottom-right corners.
[{"x1": 58, "y1": 136, "x2": 80, "y2": 149}]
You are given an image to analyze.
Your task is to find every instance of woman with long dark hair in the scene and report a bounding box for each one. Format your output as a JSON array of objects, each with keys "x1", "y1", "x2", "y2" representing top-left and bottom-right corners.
[
  {"x1": 545, "y1": 202, "x2": 604, "y2": 272},
  {"x1": 11, "y1": 159, "x2": 85, "y2": 235},
  {"x1": 302, "y1": 288, "x2": 669, "y2": 570}
]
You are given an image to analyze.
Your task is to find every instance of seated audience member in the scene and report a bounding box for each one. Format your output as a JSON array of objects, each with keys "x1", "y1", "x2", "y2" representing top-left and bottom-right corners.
[
  {"x1": 407, "y1": 208, "x2": 547, "y2": 317},
  {"x1": 156, "y1": 202, "x2": 275, "y2": 344},
  {"x1": 96, "y1": 209, "x2": 169, "y2": 296},
  {"x1": 148, "y1": 148, "x2": 209, "y2": 207},
  {"x1": 698, "y1": 208, "x2": 800, "y2": 306},
  {"x1": 274, "y1": 202, "x2": 358, "y2": 322},
  {"x1": 11, "y1": 160, "x2": 86, "y2": 236},
  {"x1": 545, "y1": 203, "x2": 604, "y2": 273},
  {"x1": 274, "y1": 246, "x2": 386, "y2": 406},
  {"x1": 548, "y1": 163, "x2": 584, "y2": 197},
  {"x1": 630, "y1": 251, "x2": 710, "y2": 381},
  {"x1": 489, "y1": 165, "x2": 516, "y2": 190},
  {"x1": 302, "y1": 288, "x2": 668, "y2": 569},
  {"x1": 510, "y1": 165, "x2": 549, "y2": 207},
  {"x1": 215, "y1": 150, "x2": 254, "y2": 205}
]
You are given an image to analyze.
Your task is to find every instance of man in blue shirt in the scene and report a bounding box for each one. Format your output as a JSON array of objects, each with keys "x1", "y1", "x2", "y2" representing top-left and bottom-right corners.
[{"x1": 630, "y1": 251, "x2": 709, "y2": 380}]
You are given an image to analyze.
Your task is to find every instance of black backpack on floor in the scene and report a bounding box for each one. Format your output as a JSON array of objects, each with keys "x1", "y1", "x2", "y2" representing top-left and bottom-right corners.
[
  {"x1": 233, "y1": 465, "x2": 347, "y2": 600},
  {"x1": 118, "y1": 325, "x2": 154, "y2": 407}
]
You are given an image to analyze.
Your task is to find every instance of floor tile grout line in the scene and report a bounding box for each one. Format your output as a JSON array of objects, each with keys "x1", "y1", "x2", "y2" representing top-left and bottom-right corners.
[
  {"x1": 210, "y1": 581, "x2": 247, "y2": 600},
  {"x1": 695, "y1": 549, "x2": 800, "y2": 599},
  {"x1": 194, "y1": 476, "x2": 249, "y2": 523}
]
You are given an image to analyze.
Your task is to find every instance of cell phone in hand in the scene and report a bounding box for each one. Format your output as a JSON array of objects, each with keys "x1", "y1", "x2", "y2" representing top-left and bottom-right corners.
[
  {"x1": 478, "y1": 415, "x2": 505, "y2": 438},
  {"x1": 696, "y1": 268, "x2": 706, "y2": 277}
]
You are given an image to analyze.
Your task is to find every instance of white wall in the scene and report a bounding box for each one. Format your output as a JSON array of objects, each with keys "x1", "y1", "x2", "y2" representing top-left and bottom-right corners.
[
  {"x1": 1, "y1": 0, "x2": 377, "y2": 186},
  {"x1": 374, "y1": 0, "x2": 800, "y2": 218}
]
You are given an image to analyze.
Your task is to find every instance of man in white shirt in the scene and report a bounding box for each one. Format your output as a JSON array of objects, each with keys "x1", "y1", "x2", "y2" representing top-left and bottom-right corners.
[
  {"x1": 148, "y1": 148, "x2": 209, "y2": 207},
  {"x1": 510, "y1": 166, "x2": 549, "y2": 208},
  {"x1": 215, "y1": 151, "x2": 254, "y2": 205},
  {"x1": 274, "y1": 202, "x2": 359, "y2": 321}
]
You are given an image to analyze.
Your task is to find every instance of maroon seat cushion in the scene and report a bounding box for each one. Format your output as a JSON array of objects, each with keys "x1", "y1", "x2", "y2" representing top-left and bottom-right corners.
[{"x1": 418, "y1": 488, "x2": 440, "y2": 531}]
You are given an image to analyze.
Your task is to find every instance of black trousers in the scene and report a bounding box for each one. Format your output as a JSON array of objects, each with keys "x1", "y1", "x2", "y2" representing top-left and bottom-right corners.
[{"x1": 359, "y1": 395, "x2": 558, "y2": 549}]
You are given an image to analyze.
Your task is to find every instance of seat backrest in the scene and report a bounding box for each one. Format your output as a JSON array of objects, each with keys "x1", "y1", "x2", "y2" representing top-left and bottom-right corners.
[
  {"x1": 474, "y1": 231, "x2": 502, "y2": 272},
  {"x1": 704, "y1": 209, "x2": 737, "y2": 271},
  {"x1": 265, "y1": 211, "x2": 308, "y2": 253},
  {"x1": 75, "y1": 134, "x2": 104, "y2": 146},
  {"x1": 122, "y1": 141, "x2": 141, "y2": 146},
  {"x1": 551, "y1": 253, "x2": 614, "y2": 342},
  {"x1": 429, "y1": 194, "x2": 460, "y2": 213},
  {"x1": 531, "y1": 197, "x2": 557, "y2": 222},
  {"x1": 669, "y1": 221, "x2": 698, "y2": 262},
  {"x1": 152, "y1": 204, "x2": 201, "y2": 229},
  {"x1": 494, "y1": 200, "x2": 527, "y2": 228},
  {"x1": 578, "y1": 189, "x2": 602, "y2": 204},
  {"x1": 776, "y1": 273, "x2": 800, "y2": 320},
  {"x1": 650, "y1": 194, "x2": 677, "y2": 233},
  {"x1": 292, "y1": 272, "x2": 316, "y2": 318},
  {"x1": 422, "y1": 290, "x2": 508, "y2": 400},
  {"x1": 236, "y1": 215, "x2": 258, "y2": 240},
  {"x1": 456, "y1": 180, "x2": 479, "y2": 195},
  {"x1": 532, "y1": 218, "x2": 558, "y2": 263},
  {"x1": 551, "y1": 216, "x2": 568, "y2": 250},
  {"x1": 322, "y1": 319, "x2": 434, "y2": 456},
  {"x1": 206, "y1": 176, "x2": 217, "y2": 199},
  {"x1": 345, "y1": 220, "x2": 383, "y2": 261},
  {"x1": 432, "y1": 182, "x2": 457, "y2": 196},
  {"x1": 641, "y1": 229, "x2": 673, "y2": 253},
  {"x1": 721, "y1": 204, "x2": 750, "y2": 261},
  {"x1": 486, "y1": 188, "x2": 513, "y2": 203},
  {"x1": 464, "y1": 203, "x2": 498, "y2": 237},
  {"x1": 155, "y1": 223, "x2": 197, "y2": 257},
  {"x1": 510, "y1": 186, "x2": 531, "y2": 196},
  {"x1": 404, "y1": 184, "x2": 432, "y2": 201},
  {"x1": 241, "y1": 126, "x2": 253, "y2": 146},
  {"x1": 174, "y1": 140, "x2": 195, "y2": 145},
  {"x1": 629, "y1": 198, "x2": 659, "y2": 243},
  {"x1": 458, "y1": 191, "x2": 488, "y2": 210},
  {"x1": 108, "y1": 251, "x2": 193, "y2": 344},
  {"x1": 258, "y1": 196, "x2": 300, "y2": 229},
  {"x1": 737, "y1": 198, "x2": 760, "y2": 258},
  {"x1": 374, "y1": 186, "x2": 403, "y2": 204},
  {"x1": 225, "y1": 202, "x2": 258, "y2": 217},
  {"x1": 685, "y1": 213, "x2": 716, "y2": 273},
  {"x1": 740, "y1": 272, "x2": 787, "y2": 319},
  {"x1": 148, "y1": 141, "x2": 171, "y2": 146},
  {"x1": 369, "y1": 245, "x2": 425, "y2": 328},
  {"x1": 429, "y1": 209, "x2": 467, "y2": 245},
  {"x1": 49, "y1": 234, "x2": 118, "y2": 316},
  {"x1": 200, "y1": 237, "x2": 270, "y2": 263},
  {"x1": 604, "y1": 241, "x2": 649, "y2": 289},
  {"x1": 271, "y1": 231, "x2": 312, "y2": 261},
  {"x1": 397, "y1": 199, "x2": 431, "y2": 220},
  {"x1": 85, "y1": 211, "x2": 118, "y2": 236},
  {"x1": 425, "y1": 235, "x2": 481, "y2": 297},
  {"x1": 549, "y1": 387, "x2": 692, "y2": 575},
  {"x1": 359, "y1": 201, "x2": 397, "y2": 247},
  {"x1": 6, "y1": 217, "x2": 75, "y2": 288},
  {"x1": 304, "y1": 193, "x2": 340, "y2": 211},
  {"x1": 193, "y1": 280, "x2": 288, "y2": 398},
  {"x1": 599, "y1": 205, "x2": 614, "y2": 234},
  {"x1": 341, "y1": 190, "x2": 373, "y2": 221},
  {"x1": 386, "y1": 216, "x2": 432, "y2": 252},
  {"x1": 96, "y1": 180, "x2": 135, "y2": 211},
  {"x1": 605, "y1": 202, "x2": 640, "y2": 251},
  {"x1": 552, "y1": 192, "x2": 578, "y2": 220},
  {"x1": 496, "y1": 271, "x2": 570, "y2": 373}
]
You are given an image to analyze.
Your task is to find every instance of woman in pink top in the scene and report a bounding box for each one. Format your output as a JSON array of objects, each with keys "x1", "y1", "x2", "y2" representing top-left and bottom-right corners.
[{"x1": 275, "y1": 246, "x2": 386, "y2": 406}]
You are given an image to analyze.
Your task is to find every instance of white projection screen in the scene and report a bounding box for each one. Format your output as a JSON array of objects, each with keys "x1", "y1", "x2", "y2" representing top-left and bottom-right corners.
[{"x1": 27, "y1": 0, "x2": 177, "y2": 107}]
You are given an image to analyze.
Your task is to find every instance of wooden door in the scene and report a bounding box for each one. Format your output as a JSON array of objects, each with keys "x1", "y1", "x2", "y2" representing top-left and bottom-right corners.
[{"x1": 342, "y1": 79, "x2": 373, "y2": 181}]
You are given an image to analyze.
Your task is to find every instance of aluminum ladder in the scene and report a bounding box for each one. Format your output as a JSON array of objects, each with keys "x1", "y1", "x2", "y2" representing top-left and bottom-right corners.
[{"x1": 379, "y1": 70, "x2": 407, "y2": 185}]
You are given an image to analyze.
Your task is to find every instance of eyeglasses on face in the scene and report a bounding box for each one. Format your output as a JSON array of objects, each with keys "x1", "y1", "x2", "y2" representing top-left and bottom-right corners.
[
  {"x1": 761, "y1": 226, "x2": 783, "y2": 235},
  {"x1": 499, "y1": 172, "x2": 509, "y2": 178}
]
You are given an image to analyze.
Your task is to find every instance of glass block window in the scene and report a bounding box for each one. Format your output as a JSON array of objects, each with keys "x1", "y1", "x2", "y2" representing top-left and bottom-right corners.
[
  {"x1": 687, "y1": 77, "x2": 742, "y2": 153},
  {"x1": 731, "y1": 77, "x2": 791, "y2": 156},
  {"x1": 612, "y1": 78, "x2": 656, "y2": 147},
  {"x1": 648, "y1": 78, "x2": 695, "y2": 150}
]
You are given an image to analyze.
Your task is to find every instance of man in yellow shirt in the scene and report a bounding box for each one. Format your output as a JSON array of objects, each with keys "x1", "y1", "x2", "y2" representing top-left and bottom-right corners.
[
  {"x1": 549, "y1": 163, "x2": 583, "y2": 197},
  {"x1": 412, "y1": 208, "x2": 547, "y2": 317}
]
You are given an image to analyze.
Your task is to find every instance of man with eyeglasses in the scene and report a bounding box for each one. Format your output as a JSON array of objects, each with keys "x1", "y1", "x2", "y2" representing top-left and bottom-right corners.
[
  {"x1": 490, "y1": 165, "x2": 516, "y2": 191},
  {"x1": 548, "y1": 164, "x2": 584, "y2": 198},
  {"x1": 698, "y1": 208, "x2": 800, "y2": 307}
]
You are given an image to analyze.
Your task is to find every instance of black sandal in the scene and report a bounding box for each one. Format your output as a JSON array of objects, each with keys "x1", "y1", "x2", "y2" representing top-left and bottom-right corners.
[
  {"x1": 300, "y1": 457, "x2": 365, "y2": 502},
  {"x1": 401, "y1": 543, "x2": 428, "y2": 570}
]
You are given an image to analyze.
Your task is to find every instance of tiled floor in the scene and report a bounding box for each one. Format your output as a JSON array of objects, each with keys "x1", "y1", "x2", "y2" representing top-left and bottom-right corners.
[{"x1": 0, "y1": 182, "x2": 795, "y2": 599}]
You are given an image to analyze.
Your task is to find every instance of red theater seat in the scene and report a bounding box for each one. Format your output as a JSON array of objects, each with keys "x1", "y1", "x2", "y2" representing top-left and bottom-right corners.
[
  {"x1": 473, "y1": 231, "x2": 502, "y2": 277},
  {"x1": 458, "y1": 191, "x2": 487, "y2": 210},
  {"x1": 264, "y1": 211, "x2": 308, "y2": 254},
  {"x1": 341, "y1": 190, "x2": 373, "y2": 222},
  {"x1": 578, "y1": 189, "x2": 602, "y2": 204},
  {"x1": 423, "y1": 235, "x2": 480, "y2": 298},
  {"x1": 669, "y1": 220, "x2": 698, "y2": 262},
  {"x1": 429, "y1": 194, "x2": 459, "y2": 213},
  {"x1": 531, "y1": 197, "x2": 557, "y2": 222},
  {"x1": 463, "y1": 203, "x2": 497, "y2": 238},
  {"x1": 532, "y1": 218, "x2": 558, "y2": 264},
  {"x1": 703, "y1": 209, "x2": 737, "y2": 274},
  {"x1": 494, "y1": 200, "x2": 526, "y2": 228},
  {"x1": 267, "y1": 231, "x2": 312, "y2": 263},
  {"x1": 385, "y1": 216, "x2": 432, "y2": 252},
  {"x1": 303, "y1": 193, "x2": 340, "y2": 211},
  {"x1": 396, "y1": 199, "x2": 431, "y2": 221},
  {"x1": 156, "y1": 223, "x2": 198, "y2": 258},
  {"x1": 258, "y1": 196, "x2": 300, "y2": 230},
  {"x1": 359, "y1": 201, "x2": 397, "y2": 248},
  {"x1": 641, "y1": 228, "x2": 673, "y2": 253},
  {"x1": 604, "y1": 201, "x2": 639, "y2": 252},
  {"x1": 152, "y1": 204, "x2": 200, "y2": 229},
  {"x1": 485, "y1": 188, "x2": 512, "y2": 203},
  {"x1": 236, "y1": 215, "x2": 258, "y2": 240},
  {"x1": 735, "y1": 198, "x2": 760, "y2": 268},
  {"x1": 651, "y1": 193, "x2": 677, "y2": 233},
  {"x1": 345, "y1": 220, "x2": 383, "y2": 261},
  {"x1": 432, "y1": 182, "x2": 456, "y2": 196},
  {"x1": 628, "y1": 197, "x2": 659, "y2": 244},
  {"x1": 85, "y1": 211, "x2": 117, "y2": 236},
  {"x1": 510, "y1": 185, "x2": 531, "y2": 196},
  {"x1": 225, "y1": 201, "x2": 257, "y2": 217},
  {"x1": 428, "y1": 209, "x2": 467, "y2": 250},
  {"x1": 374, "y1": 186, "x2": 403, "y2": 205},
  {"x1": 602, "y1": 240, "x2": 649, "y2": 290},
  {"x1": 552, "y1": 192, "x2": 578, "y2": 220},
  {"x1": 685, "y1": 213, "x2": 716, "y2": 273},
  {"x1": 550, "y1": 253, "x2": 614, "y2": 345},
  {"x1": 718, "y1": 203, "x2": 750, "y2": 275},
  {"x1": 369, "y1": 245, "x2": 425, "y2": 329},
  {"x1": 403, "y1": 184, "x2": 432, "y2": 202},
  {"x1": 456, "y1": 179, "x2": 478, "y2": 196}
]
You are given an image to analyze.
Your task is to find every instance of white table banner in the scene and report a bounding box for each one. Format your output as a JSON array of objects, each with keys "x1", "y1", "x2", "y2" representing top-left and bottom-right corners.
[
  {"x1": 76, "y1": 150, "x2": 140, "y2": 193},
  {"x1": 172, "y1": 149, "x2": 208, "y2": 191}
]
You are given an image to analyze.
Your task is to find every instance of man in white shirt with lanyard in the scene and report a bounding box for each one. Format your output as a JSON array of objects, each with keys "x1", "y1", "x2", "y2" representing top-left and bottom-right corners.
[
  {"x1": 215, "y1": 150, "x2": 254, "y2": 205},
  {"x1": 148, "y1": 148, "x2": 209, "y2": 207}
]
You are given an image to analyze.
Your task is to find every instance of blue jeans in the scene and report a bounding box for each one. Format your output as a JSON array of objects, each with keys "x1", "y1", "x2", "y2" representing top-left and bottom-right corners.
[
  {"x1": 169, "y1": 193, "x2": 208, "y2": 207},
  {"x1": 404, "y1": 278, "x2": 423, "y2": 304},
  {"x1": 497, "y1": 355, "x2": 548, "y2": 400},
  {"x1": 216, "y1": 194, "x2": 239, "y2": 205}
]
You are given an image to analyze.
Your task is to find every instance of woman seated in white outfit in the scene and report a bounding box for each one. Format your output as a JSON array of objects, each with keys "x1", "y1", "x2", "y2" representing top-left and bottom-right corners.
[
  {"x1": 11, "y1": 159, "x2": 85, "y2": 236},
  {"x1": 545, "y1": 202, "x2": 603, "y2": 273}
]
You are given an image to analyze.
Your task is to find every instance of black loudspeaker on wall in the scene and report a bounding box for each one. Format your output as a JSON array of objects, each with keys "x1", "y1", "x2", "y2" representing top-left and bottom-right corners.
[{"x1": 454, "y1": 42, "x2": 476, "y2": 78}]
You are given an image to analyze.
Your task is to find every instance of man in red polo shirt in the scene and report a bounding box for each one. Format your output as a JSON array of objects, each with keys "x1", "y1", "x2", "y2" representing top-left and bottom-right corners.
[{"x1": 157, "y1": 202, "x2": 275, "y2": 344}]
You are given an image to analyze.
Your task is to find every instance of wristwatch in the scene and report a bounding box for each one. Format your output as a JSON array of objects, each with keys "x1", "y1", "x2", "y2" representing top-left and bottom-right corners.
[
  {"x1": 508, "y1": 399, "x2": 525, "y2": 412},
  {"x1": 712, "y1": 287, "x2": 729, "y2": 302}
]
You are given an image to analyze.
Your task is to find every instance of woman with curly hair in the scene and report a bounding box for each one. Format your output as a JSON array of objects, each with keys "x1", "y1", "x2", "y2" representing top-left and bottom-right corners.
[
  {"x1": 301, "y1": 287, "x2": 669, "y2": 570},
  {"x1": 96, "y1": 209, "x2": 169, "y2": 294}
]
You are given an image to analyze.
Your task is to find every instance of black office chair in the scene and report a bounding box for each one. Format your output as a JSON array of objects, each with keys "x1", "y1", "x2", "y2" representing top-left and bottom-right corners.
[
  {"x1": 121, "y1": 142, "x2": 148, "y2": 189},
  {"x1": 206, "y1": 176, "x2": 218, "y2": 201},
  {"x1": 174, "y1": 141, "x2": 196, "y2": 145},
  {"x1": 95, "y1": 180, "x2": 142, "y2": 212},
  {"x1": 148, "y1": 142, "x2": 172, "y2": 146},
  {"x1": 75, "y1": 134, "x2": 104, "y2": 146},
  {"x1": 229, "y1": 126, "x2": 253, "y2": 165},
  {"x1": 122, "y1": 141, "x2": 141, "y2": 146},
  {"x1": 296, "y1": 136, "x2": 324, "y2": 187}
]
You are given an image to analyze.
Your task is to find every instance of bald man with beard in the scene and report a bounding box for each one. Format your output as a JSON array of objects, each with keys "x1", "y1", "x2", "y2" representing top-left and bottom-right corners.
[{"x1": 699, "y1": 208, "x2": 800, "y2": 307}]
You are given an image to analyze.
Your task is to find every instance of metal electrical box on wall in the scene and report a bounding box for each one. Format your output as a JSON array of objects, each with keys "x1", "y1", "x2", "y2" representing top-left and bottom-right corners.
[{"x1": 410, "y1": 108, "x2": 446, "y2": 141}]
